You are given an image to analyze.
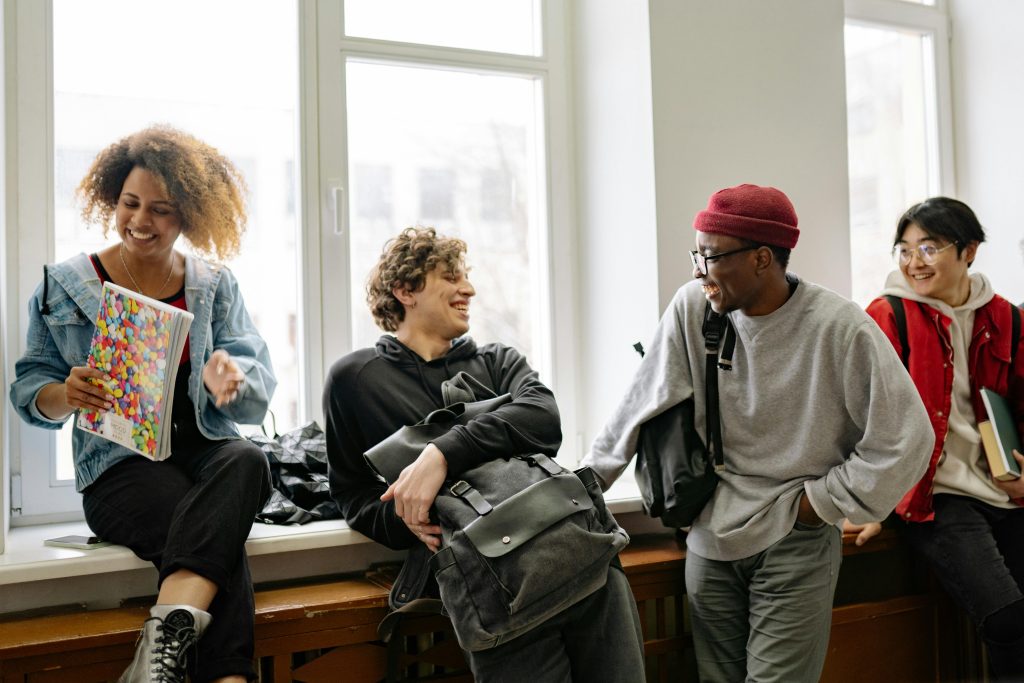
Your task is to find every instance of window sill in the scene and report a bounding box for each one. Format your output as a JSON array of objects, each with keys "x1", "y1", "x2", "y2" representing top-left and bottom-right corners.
[
  {"x1": 0, "y1": 519, "x2": 366, "y2": 586},
  {"x1": 1, "y1": 492, "x2": 644, "y2": 588}
]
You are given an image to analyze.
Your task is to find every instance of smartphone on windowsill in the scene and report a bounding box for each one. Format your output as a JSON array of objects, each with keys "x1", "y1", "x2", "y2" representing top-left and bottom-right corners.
[{"x1": 43, "y1": 535, "x2": 113, "y2": 550}]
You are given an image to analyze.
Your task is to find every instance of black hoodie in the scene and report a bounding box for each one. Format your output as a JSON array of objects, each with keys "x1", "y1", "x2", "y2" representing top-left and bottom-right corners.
[{"x1": 323, "y1": 335, "x2": 562, "y2": 549}]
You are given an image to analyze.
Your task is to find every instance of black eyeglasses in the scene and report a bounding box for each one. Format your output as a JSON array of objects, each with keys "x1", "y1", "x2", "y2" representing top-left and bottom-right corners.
[{"x1": 689, "y1": 245, "x2": 760, "y2": 276}]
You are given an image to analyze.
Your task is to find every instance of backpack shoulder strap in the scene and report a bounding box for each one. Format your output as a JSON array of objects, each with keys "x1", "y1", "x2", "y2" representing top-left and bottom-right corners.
[
  {"x1": 884, "y1": 295, "x2": 910, "y2": 369},
  {"x1": 1011, "y1": 301, "x2": 1021, "y2": 369},
  {"x1": 702, "y1": 304, "x2": 726, "y2": 470}
]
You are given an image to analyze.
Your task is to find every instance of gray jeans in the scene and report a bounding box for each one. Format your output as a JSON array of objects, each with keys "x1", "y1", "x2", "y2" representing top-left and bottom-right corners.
[{"x1": 685, "y1": 521, "x2": 842, "y2": 683}]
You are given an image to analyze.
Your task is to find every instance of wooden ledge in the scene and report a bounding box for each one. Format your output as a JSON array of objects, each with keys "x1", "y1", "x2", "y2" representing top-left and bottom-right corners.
[
  {"x1": 0, "y1": 578, "x2": 391, "y2": 660},
  {"x1": 621, "y1": 526, "x2": 901, "y2": 567},
  {"x1": 0, "y1": 528, "x2": 904, "y2": 661}
]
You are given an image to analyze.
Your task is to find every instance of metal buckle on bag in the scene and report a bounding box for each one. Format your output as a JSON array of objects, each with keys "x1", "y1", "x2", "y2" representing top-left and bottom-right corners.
[
  {"x1": 449, "y1": 480, "x2": 471, "y2": 497},
  {"x1": 448, "y1": 480, "x2": 493, "y2": 515}
]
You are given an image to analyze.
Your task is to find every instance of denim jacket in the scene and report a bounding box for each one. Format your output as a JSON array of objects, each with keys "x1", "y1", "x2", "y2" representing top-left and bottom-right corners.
[{"x1": 10, "y1": 253, "x2": 276, "y2": 491}]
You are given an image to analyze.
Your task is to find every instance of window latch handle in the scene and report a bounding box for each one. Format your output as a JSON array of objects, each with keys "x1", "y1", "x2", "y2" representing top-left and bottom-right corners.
[{"x1": 331, "y1": 185, "x2": 347, "y2": 236}]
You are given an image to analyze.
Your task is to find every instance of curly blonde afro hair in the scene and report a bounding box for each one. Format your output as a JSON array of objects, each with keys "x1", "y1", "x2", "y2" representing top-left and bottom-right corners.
[
  {"x1": 367, "y1": 226, "x2": 467, "y2": 332},
  {"x1": 76, "y1": 125, "x2": 248, "y2": 261}
]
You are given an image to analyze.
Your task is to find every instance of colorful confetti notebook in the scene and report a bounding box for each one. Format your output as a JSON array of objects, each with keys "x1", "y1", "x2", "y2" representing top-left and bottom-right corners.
[{"x1": 76, "y1": 281, "x2": 194, "y2": 461}]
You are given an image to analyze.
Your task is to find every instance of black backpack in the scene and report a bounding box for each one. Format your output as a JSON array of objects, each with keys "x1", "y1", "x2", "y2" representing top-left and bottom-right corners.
[
  {"x1": 633, "y1": 303, "x2": 732, "y2": 528},
  {"x1": 250, "y1": 421, "x2": 342, "y2": 525},
  {"x1": 366, "y1": 372, "x2": 628, "y2": 653}
]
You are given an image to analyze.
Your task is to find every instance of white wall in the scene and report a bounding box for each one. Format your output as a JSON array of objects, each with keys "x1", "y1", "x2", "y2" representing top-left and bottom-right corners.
[
  {"x1": 948, "y1": 0, "x2": 1024, "y2": 305},
  {"x1": 648, "y1": 0, "x2": 852, "y2": 307},
  {"x1": 573, "y1": 0, "x2": 661, "y2": 457},
  {"x1": 574, "y1": 0, "x2": 853, "y2": 453}
]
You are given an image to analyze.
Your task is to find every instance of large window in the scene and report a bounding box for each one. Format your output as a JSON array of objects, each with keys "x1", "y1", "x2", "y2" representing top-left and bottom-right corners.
[
  {"x1": 47, "y1": 0, "x2": 301, "y2": 486},
  {"x1": 343, "y1": 0, "x2": 541, "y2": 55},
  {"x1": 344, "y1": 61, "x2": 545, "y2": 360},
  {"x1": 312, "y1": 0, "x2": 570, "y2": 403},
  {"x1": 843, "y1": 0, "x2": 953, "y2": 306},
  {"x1": 5, "y1": 0, "x2": 573, "y2": 524}
]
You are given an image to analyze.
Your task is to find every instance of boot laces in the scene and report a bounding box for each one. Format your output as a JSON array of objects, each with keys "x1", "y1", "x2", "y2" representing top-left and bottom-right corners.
[{"x1": 147, "y1": 617, "x2": 198, "y2": 683}]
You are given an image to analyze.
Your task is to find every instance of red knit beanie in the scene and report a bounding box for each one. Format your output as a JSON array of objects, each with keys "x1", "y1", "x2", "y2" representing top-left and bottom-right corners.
[{"x1": 693, "y1": 184, "x2": 799, "y2": 249}]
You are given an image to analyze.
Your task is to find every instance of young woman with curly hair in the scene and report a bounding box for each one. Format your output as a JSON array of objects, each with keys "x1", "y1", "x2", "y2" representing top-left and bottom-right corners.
[{"x1": 10, "y1": 125, "x2": 276, "y2": 683}]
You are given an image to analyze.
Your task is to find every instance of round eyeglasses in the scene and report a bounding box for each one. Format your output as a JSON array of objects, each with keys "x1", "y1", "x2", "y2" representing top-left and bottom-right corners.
[
  {"x1": 689, "y1": 245, "x2": 760, "y2": 276},
  {"x1": 893, "y1": 242, "x2": 957, "y2": 266}
]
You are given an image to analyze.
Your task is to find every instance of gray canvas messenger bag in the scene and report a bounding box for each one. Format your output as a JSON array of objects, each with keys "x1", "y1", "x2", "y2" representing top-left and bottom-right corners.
[{"x1": 365, "y1": 372, "x2": 629, "y2": 652}]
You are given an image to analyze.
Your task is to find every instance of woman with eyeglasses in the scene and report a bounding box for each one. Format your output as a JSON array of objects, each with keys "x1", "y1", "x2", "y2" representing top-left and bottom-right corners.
[{"x1": 859, "y1": 196, "x2": 1024, "y2": 681}]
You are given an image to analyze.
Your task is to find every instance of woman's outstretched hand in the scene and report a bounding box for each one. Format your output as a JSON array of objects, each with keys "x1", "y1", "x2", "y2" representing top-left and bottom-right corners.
[{"x1": 203, "y1": 349, "x2": 245, "y2": 407}]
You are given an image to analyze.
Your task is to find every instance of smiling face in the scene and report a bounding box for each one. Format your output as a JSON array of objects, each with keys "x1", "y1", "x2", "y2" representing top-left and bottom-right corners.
[
  {"x1": 402, "y1": 262, "x2": 476, "y2": 344},
  {"x1": 115, "y1": 166, "x2": 182, "y2": 261},
  {"x1": 694, "y1": 233, "x2": 765, "y2": 315},
  {"x1": 898, "y1": 222, "x2": 976, "y2": 307}
]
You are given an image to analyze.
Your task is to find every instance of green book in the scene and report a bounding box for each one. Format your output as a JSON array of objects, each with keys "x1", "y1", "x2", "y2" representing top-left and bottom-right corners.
[{"x1": 979, "y1": 388, "x2": 1022, "y2": 481}]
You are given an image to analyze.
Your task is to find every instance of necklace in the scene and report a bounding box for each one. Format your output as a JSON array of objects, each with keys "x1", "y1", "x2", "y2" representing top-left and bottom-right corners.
[{"x1": 119, "y1": 242, "x2": 175, "y2": 299}]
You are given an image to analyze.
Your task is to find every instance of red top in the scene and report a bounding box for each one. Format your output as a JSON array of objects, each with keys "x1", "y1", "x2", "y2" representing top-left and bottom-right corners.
[
  {"x1": 89, "y1": 253, "x2": 190, "y2": 364},
  {"x1": 866, "y1": 294, "x2": 1024, "y2": 521}
]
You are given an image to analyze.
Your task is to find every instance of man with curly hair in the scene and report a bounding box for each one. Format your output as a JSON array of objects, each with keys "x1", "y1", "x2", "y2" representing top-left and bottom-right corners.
[{"x1": 324, "y1": 227, "x2": 645, "y2": 682}]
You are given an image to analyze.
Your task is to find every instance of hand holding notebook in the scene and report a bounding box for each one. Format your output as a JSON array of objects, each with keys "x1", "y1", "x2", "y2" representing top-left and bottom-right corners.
[
  {"x1": 979, "y1": 387, "x2": 1022, "y2": 482},
  {"x1": 76, "y1": 282, "x2": 194, "y2": 461}
]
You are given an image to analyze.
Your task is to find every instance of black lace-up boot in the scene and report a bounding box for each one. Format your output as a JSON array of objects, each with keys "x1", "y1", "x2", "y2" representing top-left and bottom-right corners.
[{"x1": 118, "y1": 604, "x2": 211, "y2": 683}]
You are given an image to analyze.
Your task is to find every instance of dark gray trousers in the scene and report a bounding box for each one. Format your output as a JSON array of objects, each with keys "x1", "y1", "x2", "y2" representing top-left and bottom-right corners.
[{"x1": 685, "y1": 521, "x2": 841, "y2": 683}]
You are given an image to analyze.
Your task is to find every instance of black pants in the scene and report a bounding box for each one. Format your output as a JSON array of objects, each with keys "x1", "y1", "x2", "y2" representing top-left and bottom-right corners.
[
  {"x1": 902, "y1": 494, "x2": 1024, "y2": 682},
  {"x1": 465, "y1": 563, "x2": 646, "y2": 683},
  {"x1": 83, "y1": 419, "x2": 271, "y2": 682}
]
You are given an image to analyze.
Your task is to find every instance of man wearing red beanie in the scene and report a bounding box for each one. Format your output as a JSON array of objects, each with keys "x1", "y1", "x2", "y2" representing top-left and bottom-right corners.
[{"x1": 585, "y1": 184, "x2": 934, "y2": 681}]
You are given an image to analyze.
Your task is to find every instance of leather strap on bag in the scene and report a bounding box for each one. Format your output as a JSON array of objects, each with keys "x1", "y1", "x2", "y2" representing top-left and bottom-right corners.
[
  {"x1": 526, "y1": 453, "x2": 563, "y2": 476},
  {"x1": 449, "y1": 454, "x2": 563, "y2": 518},
  {"x1": 449, "y1": 480, "x2": 494, "y2": 515},
  {"x1": 702, "y1": 305, "x2": 728, "y2": 471}
]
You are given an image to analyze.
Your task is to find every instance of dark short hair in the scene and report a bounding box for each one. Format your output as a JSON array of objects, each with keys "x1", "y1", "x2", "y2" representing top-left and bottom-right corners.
[
  {"x1": 736, "y1": 238, "x2": 791, "y2": 269},
  {"x1": 366, "y1": 227, "x2": 467, "y2": 332},
  {"x1": 894, "y1": 197, "x2": 986, "y2": 262}
]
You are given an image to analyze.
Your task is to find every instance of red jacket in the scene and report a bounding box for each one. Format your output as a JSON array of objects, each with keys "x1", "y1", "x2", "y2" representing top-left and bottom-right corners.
[{"x1": 865, "y1": 294, "x2": 1024, "y2": 522}]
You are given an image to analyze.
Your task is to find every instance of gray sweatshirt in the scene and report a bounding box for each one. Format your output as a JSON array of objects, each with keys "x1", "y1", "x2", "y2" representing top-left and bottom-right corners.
[{"x1": 584, "y1": 277, "x2": 934, "y2": 561}]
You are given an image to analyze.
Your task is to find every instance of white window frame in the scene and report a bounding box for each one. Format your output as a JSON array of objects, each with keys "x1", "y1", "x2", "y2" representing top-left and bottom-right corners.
[
  {"x1": 307, "y1": 0, "x2": 580, "y2": 462},
  {"x1": 5, "y1": 0, "x2": 84, "y2": 523},
  {"x1": 3, "y1": 0, "x2": 581, "y2": 526},
  {"x1": 844, "y1": 0, "x2": 956, "y2": 197}
]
